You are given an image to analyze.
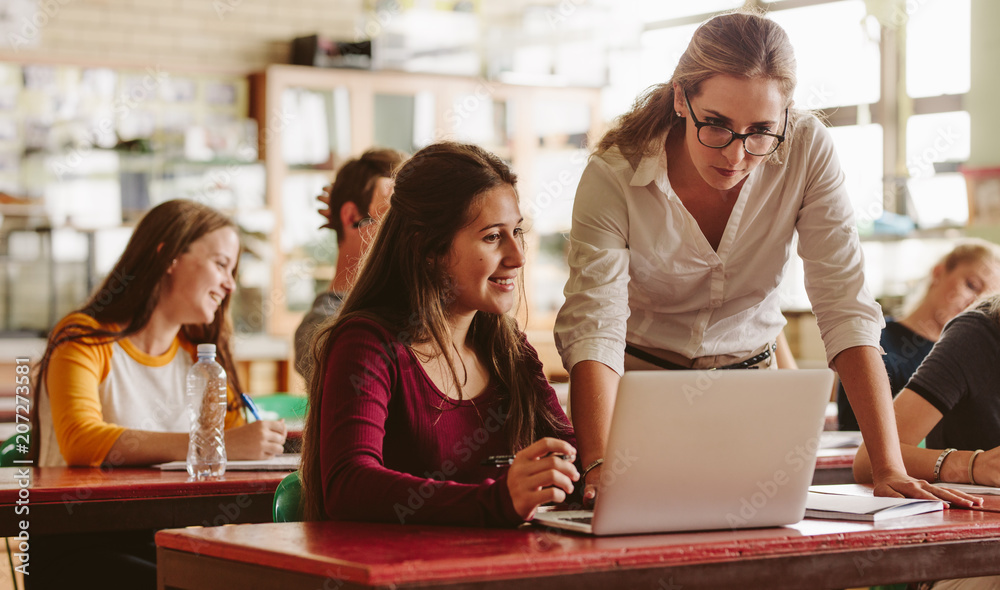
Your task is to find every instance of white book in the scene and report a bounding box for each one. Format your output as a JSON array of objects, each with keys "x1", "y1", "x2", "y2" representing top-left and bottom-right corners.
[
  {"x1": 155, "y1": 454, "x2": 300, "y2": 472},
  {"x1": 933, "y1": 482, "x2": 1000, "y2": 496},
  {"x1": 804, "y1": 491, "x2": 944, "y2": 522}
]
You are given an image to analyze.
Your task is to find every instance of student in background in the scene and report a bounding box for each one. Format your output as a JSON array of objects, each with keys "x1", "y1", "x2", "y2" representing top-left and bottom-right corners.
[
  {"x1": 855, "y1": 294, "x2": 1000, "y2": 590},
  {"x1": 838, "y1": 240, "x2": 1000, "y2": 431},
  {"x1": 33, "y1": 199, "x2": 286, "y2": 589},
  {"x1": 37, "y1": 199, "x2": 287, "y2": 468},
  {"x1": 554, "y1": 9, "x2": 976, "y2": 507},
  {"x1": 300, "y1": 142, "x2": 578, "y2": 526},
  {"x1": 293, "y1": 148, "x2": 406, "y2": 381}
]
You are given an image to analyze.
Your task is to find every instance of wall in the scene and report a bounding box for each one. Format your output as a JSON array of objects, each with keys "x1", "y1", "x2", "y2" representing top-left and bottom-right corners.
[
  {"x1": 968, "y1": 0, "x2": 1000, "y2": 168},
  {"x1": 0, "y1": 0, "x2": 363, "y2": 72}
]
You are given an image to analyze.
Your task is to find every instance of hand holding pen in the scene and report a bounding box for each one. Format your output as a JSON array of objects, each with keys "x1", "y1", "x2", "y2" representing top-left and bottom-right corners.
[
  {"x1": 481, "y1": 453, "x2": 573, "y2": 466},
  {"x1": 241, "y1": 392, "x2": 262, "y2": 421},
  {"x1": 503, "y1": 438, "x2": 579, "y2": 520}
]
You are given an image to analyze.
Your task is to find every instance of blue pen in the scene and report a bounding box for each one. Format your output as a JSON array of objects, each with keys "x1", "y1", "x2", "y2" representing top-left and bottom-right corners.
[{"x1": 241, "y1": 392, "x2": 262, "y2": 421}]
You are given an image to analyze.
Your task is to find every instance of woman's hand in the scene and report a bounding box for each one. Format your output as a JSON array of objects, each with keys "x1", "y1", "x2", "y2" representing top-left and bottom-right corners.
[
  {"x1": 873, "y1": 470, "x2": 982, "y2": 508},
  {"x1": 582, "y1": 464, "x2": 601, "y2": 509},
  {"x1": 506, "y1": 438, "x2": 579, "y2": 520},
  {"x1": 225, "y1": 420, "x2": 287, "y2": 460}
]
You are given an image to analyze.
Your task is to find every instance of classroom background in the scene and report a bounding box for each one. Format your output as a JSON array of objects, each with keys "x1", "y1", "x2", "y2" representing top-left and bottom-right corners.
[{"x1": 0, "y1": 0, "x2": 997, "y2": 450}]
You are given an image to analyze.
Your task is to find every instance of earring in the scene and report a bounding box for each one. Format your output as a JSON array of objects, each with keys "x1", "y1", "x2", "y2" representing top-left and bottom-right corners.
[{"x1": 676, "y1": 111, "x2": 683, "y2": 117}]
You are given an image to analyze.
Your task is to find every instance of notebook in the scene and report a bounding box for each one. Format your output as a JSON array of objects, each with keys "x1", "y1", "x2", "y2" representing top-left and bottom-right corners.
[
  {"x1": 532, "y1": 369, "x2": 833, "y2": 536},
  {"x1": 804, "y1": 490, "x2": 944, "y2": 522},
  {"x1": 155, "y1": 454, "x2": 300, "y2": 471}
]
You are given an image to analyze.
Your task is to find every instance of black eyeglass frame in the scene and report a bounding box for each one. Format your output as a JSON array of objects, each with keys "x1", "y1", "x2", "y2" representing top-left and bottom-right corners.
[{"x1": 682, "y1": 89, "x2": 788, "y2": 157}]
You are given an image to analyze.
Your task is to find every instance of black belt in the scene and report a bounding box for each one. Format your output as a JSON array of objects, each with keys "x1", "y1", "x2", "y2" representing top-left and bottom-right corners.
[{"x1": 624, "y1": 343, "x2": 775, "y2": 371}]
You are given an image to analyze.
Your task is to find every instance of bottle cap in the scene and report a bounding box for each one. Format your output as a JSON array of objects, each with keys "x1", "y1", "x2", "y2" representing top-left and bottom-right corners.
[{"x1": 196, "y1": 343, "x2": 217, "y2": 355}]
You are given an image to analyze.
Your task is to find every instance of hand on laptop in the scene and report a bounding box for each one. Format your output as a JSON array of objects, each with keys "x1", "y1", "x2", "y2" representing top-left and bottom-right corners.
[{"x1": 506, "y1": 438, "x2": 579, "y2": 520}]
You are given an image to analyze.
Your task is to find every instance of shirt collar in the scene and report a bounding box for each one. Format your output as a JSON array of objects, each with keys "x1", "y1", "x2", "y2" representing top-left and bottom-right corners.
[{"x1": 629, "y1": 131, "x2": 672, "y2": 194}]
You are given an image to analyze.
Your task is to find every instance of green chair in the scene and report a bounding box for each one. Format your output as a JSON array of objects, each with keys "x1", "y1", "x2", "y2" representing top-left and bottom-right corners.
[
  {"x1": 273, "y1": 471, "x2": 304, "y2": 522},
  {"x1": 0, "y1": 431, "x2": 27, "y2": 467},
  {"x1": 252, "y1": 394, "x2": 308, "y2": 422}
]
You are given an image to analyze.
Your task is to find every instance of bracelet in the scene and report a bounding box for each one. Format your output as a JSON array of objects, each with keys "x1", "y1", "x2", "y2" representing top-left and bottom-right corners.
[
  {"x1": 933, "y1": 448, "x2": 957, "y2": 482},
  {"x1": 581, "y1": 458, "x2": 604, "y2": 483},
  {"x1": 969, "y1": 449, "x2": 985, "y2": 485}
]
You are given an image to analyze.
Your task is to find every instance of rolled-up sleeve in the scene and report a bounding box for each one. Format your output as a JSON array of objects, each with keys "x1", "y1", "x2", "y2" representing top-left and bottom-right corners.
[
  {"x1": 554, "y1": 155, "x2": 633, "y2": 376},
  {"x1": 794, "y1": 123, "x2": 884, "y2": 365}
]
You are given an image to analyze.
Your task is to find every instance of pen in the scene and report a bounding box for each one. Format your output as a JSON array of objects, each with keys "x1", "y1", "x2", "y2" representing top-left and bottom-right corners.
[
  {"x1": 241, "y1": 392, "x2": 262, "y2": 421},
  {"x1": 480, "y1": 453, "x2": 573, "y2": 466}
]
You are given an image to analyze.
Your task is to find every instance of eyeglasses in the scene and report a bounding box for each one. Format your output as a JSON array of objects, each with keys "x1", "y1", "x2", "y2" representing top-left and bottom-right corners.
[
  {"x1": 352, "y1": 217, "x2": 374, "y2": 229},
  {"x1": 683, "y1": 89, "x2": 787, "y2": 157}
]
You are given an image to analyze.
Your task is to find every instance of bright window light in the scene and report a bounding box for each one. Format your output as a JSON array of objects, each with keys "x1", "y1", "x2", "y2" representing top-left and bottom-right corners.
[
  {"x1": 631, "y1": 0, "x2": 743, "y2": 23},
  {"x1": 906, "y1": 0, "x2": 970, "y2": 98},
  {"x1": 827, "y1": 123, "x2": 885, "y2": 229},
  {"x1": 905, "y1": 111, "x2": 971, "y2": 178},
  {"x1": 906, "y1": 173, "x2": 969, "y2": 228},
  {"x1": 769, "y1": 1, "x2": 880, "y2": 109}
]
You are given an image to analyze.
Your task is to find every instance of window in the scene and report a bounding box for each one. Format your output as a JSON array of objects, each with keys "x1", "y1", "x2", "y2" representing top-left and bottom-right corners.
[
  {"x1": 906, "y1": 0, "x2": 971, "y2": 98},
  {"x1": 769, "y1": 1, "x2": 880, "y2": 109}
]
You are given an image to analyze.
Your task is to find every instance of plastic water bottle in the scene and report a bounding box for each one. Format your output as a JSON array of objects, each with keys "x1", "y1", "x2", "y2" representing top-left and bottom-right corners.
[{"x1": 186, "y1": 343, "x2": 228, "y2": 479}]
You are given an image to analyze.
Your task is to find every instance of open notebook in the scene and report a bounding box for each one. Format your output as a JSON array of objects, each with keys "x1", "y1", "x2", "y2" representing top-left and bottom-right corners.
[{"x1": 155, "y1": 453, "x2": 300, "y2": 471}]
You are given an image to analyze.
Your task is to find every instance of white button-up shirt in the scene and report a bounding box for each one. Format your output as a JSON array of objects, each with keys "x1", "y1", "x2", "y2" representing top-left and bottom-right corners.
[{"x1": 554, "y1": 115, "x2": 884, "y2": 375}]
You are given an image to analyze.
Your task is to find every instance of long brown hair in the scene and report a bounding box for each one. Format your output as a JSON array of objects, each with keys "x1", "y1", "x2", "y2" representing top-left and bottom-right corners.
[
  {"x1": 598, "y1": 9, "x2": 803, "y2": 166},
  {"x1": 300, "y1": 142, "x2": 570, "y2": 521},
  {"x1": 37, "y1": 199, "x2": 244, "y2": 404}
]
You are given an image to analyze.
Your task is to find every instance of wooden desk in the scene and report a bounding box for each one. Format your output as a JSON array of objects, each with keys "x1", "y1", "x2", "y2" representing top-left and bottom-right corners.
[
  {"x1": 156, "y1": 499, "x2": 1000, "y2": 590},
  {"x1": 813, "y1": 447, "x2": 857, "y2": 485},
  {"x1": 0, "y1": 467, "x2": 285, "y2": 536}
]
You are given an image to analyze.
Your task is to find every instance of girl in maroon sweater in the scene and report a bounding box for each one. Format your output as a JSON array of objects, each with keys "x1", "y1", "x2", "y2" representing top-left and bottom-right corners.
[{"x1": 300, "y1": 142, "x2": 578, "y2": 526}]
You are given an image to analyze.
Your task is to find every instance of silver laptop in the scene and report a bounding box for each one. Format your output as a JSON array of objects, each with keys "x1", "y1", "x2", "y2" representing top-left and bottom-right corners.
[{"x1": 533, "y1": 369, "x2": 833, "y2": 535}]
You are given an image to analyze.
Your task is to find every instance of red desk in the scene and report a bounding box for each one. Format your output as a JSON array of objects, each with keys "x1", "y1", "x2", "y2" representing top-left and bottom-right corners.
[
  {"x1": 0, "y1": 467, "x2": 285, "y2": 536},
  {"x1": 156, "y1": 499, "x2": 1000, "y2": 590},
  {"x1": 813, "y1": 447, "x2": 857, "y2": 485}
]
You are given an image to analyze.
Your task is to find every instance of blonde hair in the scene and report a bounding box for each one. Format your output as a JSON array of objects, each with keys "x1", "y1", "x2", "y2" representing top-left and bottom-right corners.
[
  {"x1": 598, "y1": 9, "x2": 804, "y2": 166},
  {"x1": 937, "y1": 239, "x2": 1000, "y2": 274},
  {"x1": 982, "y1": 293, "x2": 1000, "y2": 323},
  {"x1": 904, "y1": 239, "x2": 1000, "y2": 315}
]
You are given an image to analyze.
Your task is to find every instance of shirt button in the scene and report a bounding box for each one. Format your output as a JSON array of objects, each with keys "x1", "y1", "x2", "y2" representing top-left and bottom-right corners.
[{"x1": 710, "y1": 299, "x2": 721, "y2": 307}]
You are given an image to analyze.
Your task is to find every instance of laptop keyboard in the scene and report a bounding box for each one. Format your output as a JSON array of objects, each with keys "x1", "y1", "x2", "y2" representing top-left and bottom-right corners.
[{"x1": 563, "y1": 516, "x2": 593, "y2": 524}]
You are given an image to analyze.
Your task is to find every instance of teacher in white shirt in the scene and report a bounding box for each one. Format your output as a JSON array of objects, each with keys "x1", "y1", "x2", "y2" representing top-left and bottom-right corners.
[{"x1": 554, "y1": 10, "x2": 980, "y2": 507}]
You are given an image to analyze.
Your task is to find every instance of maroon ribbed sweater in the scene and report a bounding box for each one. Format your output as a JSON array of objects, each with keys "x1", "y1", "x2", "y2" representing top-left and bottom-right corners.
[{"x1": 317, "y1": 317, "x2": 574, "y2": 527}]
